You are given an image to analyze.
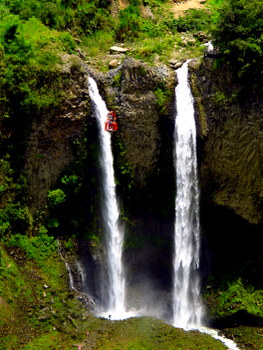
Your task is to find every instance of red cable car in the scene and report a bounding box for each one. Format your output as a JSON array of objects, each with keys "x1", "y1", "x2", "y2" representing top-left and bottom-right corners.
[
  {"x1": 105, "y1": 111, "x2": 118, "y2": 132},
  {"x1": 104, "y1": 121, "x2": 118, "y2": 132}
]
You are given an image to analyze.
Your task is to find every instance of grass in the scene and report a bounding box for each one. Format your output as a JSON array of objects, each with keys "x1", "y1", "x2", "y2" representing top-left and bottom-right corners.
[
  {"x1": 86, "y1": 32, "x2": 207, "y2": 69},
  {"x1": 0, "y1": 237, "x2": 229, "y2": 350},
  {"x1": 222, "y1": 326, "x2": 263, "y2": 350},
  {"x1": 0, "y1": 236, "x2": 88, "y2": 350},
  {"x1": 81, "y1": 30, "x2": 115, "y2": 57},
  {"x1": 81, "y1": 316, "x2": 228, "y2": 350}
]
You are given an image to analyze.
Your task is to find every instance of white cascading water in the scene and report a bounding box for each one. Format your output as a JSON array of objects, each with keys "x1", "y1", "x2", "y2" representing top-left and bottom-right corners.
[
  {"x1": 172, "y1": 62, "x2": 240, "y2": 350},
  {"x1": 88, "y1": 77, "x2": 127, "y2": 319},
  {"x1": 172, "y1": 61, "x2": 203, "y2": 329}
]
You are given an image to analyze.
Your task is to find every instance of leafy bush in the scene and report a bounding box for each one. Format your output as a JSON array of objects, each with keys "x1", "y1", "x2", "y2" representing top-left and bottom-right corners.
[
  {"x1": 215, "y1": 278, "x2": 263, "y2": 318},
  {"x1": 0, "y1": 158, "x2": 32, "y2": 237},
  {"x1": 174, "y1": 9, "x2": 212, "y2": 32},
  {"x1": 0, "y1": 16, "x2": 77, "y2": 116},
  {"x1": 76, "y1": 3, "x2": 113, "y2": 35},
  {"x1": 212, "y1": 0, "x2": 263, "y2": 83},
  {"x1": 116, "y1": 6, "x2": 142, "y2": 41},
  {"x1": 7, "y1": 233, "x2": 58, "y2": 266},
  {"x1": 47, "y1": 189, "x2": 66, "y2": 208},
  {"x1": 39, "y1": 2, "x2": 64, "y2": 27}
]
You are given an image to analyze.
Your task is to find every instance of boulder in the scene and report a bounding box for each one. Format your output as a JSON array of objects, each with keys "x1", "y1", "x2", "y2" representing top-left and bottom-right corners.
[
  {"x1": 109, "y1": 59, "x2": 120, "y2": 69},
  {"x1": 110, "y1": 46, "x2": 130, "y2": 54},
  {"x1": 169, "y1": 59, "x2": 184, "y2": 69}
]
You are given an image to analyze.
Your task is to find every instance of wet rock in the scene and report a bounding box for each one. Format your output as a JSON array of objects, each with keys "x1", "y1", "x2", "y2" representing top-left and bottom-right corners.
[
  {"x1": 169, "y1": 59, "x2": 184, "y2": 69},
  {"x1": 188, "y1": 58, "x2": 202, "y2": 70}
]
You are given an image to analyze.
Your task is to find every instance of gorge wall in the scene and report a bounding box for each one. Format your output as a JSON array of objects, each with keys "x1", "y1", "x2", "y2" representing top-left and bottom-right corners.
[
  {"x1": 190, "y1": 58, "x2": 262, "y2": 226},
  {"x1": 189, "y1": 58, "x2": 262, "y2": 306},
  {"x1": 24, "y1": 55, "x2": 90, "y2": 214},
  {"x1": 88, "y1": 58, "x2": 177, "y2": 297},
  {"x1": 10, "y1": 53, "x2": 261, "y2": 317}
]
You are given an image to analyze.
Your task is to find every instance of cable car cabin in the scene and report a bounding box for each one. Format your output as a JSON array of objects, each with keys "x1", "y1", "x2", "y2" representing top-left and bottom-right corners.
[{"x1": 104, "y1": 121, "x2": 118, "y2": 132}]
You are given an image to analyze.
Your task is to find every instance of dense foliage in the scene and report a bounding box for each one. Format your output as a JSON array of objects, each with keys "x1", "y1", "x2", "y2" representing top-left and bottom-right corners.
[
  {"x1": 0, "y1": 15, "x2": 76, "y2": 115},
  {"x1": 212, "y1": 0, "x2": 263, "y2": 85},
  {"x1": 0, "y1": 0, "x2": 112, "y2": 33}
]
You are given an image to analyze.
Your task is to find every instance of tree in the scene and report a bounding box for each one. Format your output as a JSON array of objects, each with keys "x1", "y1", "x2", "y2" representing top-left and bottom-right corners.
[{"x1": 212, "y1": 0, "x2": 263, "y2": 84}]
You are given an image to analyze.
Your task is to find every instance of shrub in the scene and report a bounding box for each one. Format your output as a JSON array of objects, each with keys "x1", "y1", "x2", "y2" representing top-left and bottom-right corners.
[
  {"x1": 174, "y1": 9, "x2": 212, "y2": 32},
  {"x1": 47, "y1": 189, "x2": 66, "y2": 208},
  {"x1": 0, "y1": 16, "x2": 76, "y2": 115},
  {"x1": 212, "y1": 0, "x2": 263, "y2": 83},
  {"x1": 76, "y1": 3, "x2": 113, "y2": 35},
  {"x1": 215, "y1": 279, "x2": 263, "y2": 318},
  {"x1": 0, "y1": 158, "x2": 32, "y2": 237},
  {"x1": 7, "y1": 233, "x2": 58, "y2": 265},
  {"x1": 116, "y1": 6, "x2": 142, "y2": 41}
]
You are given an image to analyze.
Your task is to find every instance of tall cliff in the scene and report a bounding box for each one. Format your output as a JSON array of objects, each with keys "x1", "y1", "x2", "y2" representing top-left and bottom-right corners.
[
  {"x1": 24, "y1": 55, "x2": 90, "y2": 213},
  {"x1": 87, "y1": 57, "x2": 177, "y2": 295},
  {"x1": 190, "y1": 58, "x2": 262, "y2": 226},
  {"x1": 189, "y1": 58, "x2": 262, "y2": 313}
]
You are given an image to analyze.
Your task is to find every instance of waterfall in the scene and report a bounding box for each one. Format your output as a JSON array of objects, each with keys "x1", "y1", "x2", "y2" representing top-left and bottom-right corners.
[
  {"x1": 87, "y1": 71, "x2": 240, "y2": 350},
  {"x1": 172, "y1": 61, "x2": 203, "y2": 329},
  {"x1": 171, "y1": 62, "x2": 241, "y2": 350},
  {"x1": 88, "y1": 77, "x2": 126, "y2": 319}
]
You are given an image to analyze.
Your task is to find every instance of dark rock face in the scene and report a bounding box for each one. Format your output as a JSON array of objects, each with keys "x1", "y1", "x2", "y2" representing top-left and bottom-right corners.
[
  {"x1": 25, "y1": 55, "x2": 90, "y2": 212},
  {"x1": 102, "y1": 58, "x2": 177, "y2": 292},
  {"x1": 190, "y1": 59, "x2": 263, "y2": 305},
  {"x1": 190, "y1": 58, "x2": 263, "y2": 225},
  {"x1": 105, "y1": 58, "x2": 176, "y2": 186}
]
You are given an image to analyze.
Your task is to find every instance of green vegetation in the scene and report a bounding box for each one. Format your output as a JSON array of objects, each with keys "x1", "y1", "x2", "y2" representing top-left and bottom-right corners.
[
  {"x1": 0, "y1": 157, "x2": 32, "y2": 238},
  {"x1": 0, "y1": 235, "x2": 88, "y2": 349},
  {"x1": 114, "y1": 5, "x2": 212, "y2": 64},
  {"x1": 222, "y1": 326, "x2": 263, "y2": 350},
  {"x1": 0, "y1": 0, "x2": 112, "y2": 33},
  {"x1": 7, "y1": 232, "x2": 58, "y2": 265},
  {"x1": 154, "y1": 81, "x2": 173, "y2": 113},
  {"x1": 206, "y1": 278, "x2": 263, "y2": 318},
  {"x1": 78, "y1": 316, "x2": 228, "y2": 350},
  {"x1": 47, "y1": 189, "x2": 66, "y2": 208},
  {"x1": 0, "y1": 15, "x2": 76, "y2": 117},
  {"x1": 212, "y1": 0, "x2": 263, "y2": 86}
]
